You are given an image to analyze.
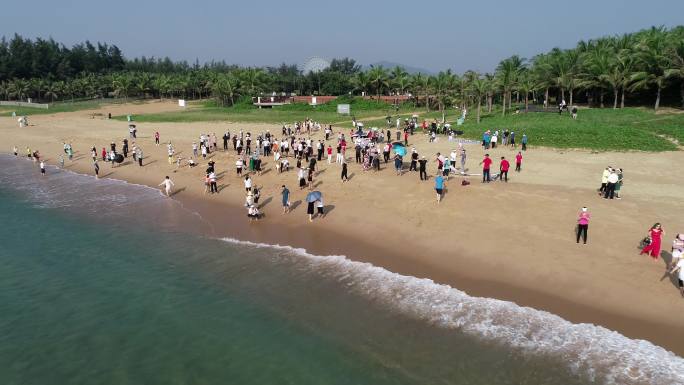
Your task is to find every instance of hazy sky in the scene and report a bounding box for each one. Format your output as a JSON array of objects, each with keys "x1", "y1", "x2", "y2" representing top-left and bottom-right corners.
[{"x1": 2, "y1": 0, "x2": 683, "y2": 73}]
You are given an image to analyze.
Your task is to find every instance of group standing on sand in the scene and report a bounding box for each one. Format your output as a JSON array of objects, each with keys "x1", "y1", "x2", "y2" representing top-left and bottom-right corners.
[
  {"x1": 598, "y1": 166, "x2": 624, "y2": 199},
  {"x1": 11, "y1": 116, "x2": 683, "y2": 299}
]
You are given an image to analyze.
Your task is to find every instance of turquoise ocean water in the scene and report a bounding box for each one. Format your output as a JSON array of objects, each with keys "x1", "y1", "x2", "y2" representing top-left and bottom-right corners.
[{"x1": 0, "y1": 154, "x2": 682, "y2": 385}]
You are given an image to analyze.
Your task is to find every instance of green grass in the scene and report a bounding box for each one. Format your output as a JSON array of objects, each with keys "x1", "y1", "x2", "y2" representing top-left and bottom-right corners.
[
  {"x1": 113, "y1": 98, "x2": 419, "y2": 126},
  {"x1": 113, "y1": 99, "x2": 683, "y2": 152},
  {"x1": 0, "y1": 98, "x2": 135, "y2": 117},
  {"x1": 455, "y1": 107, "x2": 682, "y2": 152}
]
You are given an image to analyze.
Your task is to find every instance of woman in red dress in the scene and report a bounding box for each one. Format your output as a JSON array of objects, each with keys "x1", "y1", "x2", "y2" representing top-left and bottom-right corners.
[{"x1": 641, "y1": 223, "x2": 665, "y2": 260}]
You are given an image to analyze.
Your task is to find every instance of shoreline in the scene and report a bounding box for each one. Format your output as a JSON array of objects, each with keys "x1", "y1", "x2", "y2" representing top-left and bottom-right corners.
[
  {"x1": 2, "y1": 103, "x2": 683, "y2": 356},
  {"x1": 7, "y1": 153, "x2": 682, "y2": 355}
]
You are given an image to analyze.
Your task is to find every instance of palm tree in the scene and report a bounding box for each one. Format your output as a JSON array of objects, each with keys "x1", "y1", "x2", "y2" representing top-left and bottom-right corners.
[
  {"x1": 581, "y1": 41, "x2": 613, "y2": 108},
  {"x1": 630, "y1": 27, "x2": 672, "y2": 110},
  {"x1": 516, "y1": 71, "x2": 540, "y2": 111},
  {"x1": 389, "y1": 66, "x2": 408, "y2": 94},
  {"x1": 368, "y1": 66, "x2": 389, "y2": 100},
  {"x1": 10, "y1": 79, "x2": 31, "y2": 101},
  {"x1": 468, "y1": 74, "x2": 488, "y2": 123},
  {"x1": 211, "y1": 73, "x2": 240, "y2": 106},
  {"x1": 134, "y1": 72, "x2": 151, "y2": 98},
  {"x1": 43, "y1": 81, "x2": 62, "y2": 103},
  {"x1": 0, "y1": 81, "x2": 10, "y2": 101},
  {"x1": 239, "y1": 68, "x2": 266, "y2": 96},
  {"x1": 410, "y1": 73, "x2": 432, "y2": 111},
  {"x1": 430, "y1": 70, "x2": 456, "y2": 120},
  {"x1": 495, "y1": 57, "x2": 521, "y2": 115},
  {"x1": 531, "y1": 53, "x2": 553, "y2": 107},
  {"x1": 351, "y1": 71, "x2": 371, "y2": 96},
  {"x1": 665, "y1": 26, "x2": 684, "y2": 108},
  {"x1": 112, "y1": 73, "x2": 133, "y2": 102}
]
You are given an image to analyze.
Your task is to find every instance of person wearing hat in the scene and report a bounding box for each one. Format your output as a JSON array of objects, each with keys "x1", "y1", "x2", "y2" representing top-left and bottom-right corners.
[
  {"x1": 418, "y1": 156, "x2": 428, "y2": 180},
  {"x1": 576, "y1": 207, "x2": 590, "y2": 244},
  {"x1": 604, "y1": 169, "x2": 619, "y2": 199},
  {"x1": 409, "y1": 148, "x2": 418, "y2": 172},
  {"x1": 599, "y1": 167, "x2": 611, "y2": 195}
]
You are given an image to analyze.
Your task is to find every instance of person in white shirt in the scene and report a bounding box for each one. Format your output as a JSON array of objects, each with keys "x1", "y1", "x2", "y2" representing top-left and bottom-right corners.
[
  {"x1": 159, "y1": 176, "x2": 174, "y2": 197},
  {"x1": 604, "y1": 170, "x2": 619, "y2": 199},
  {"x1": 244, "y1": 176, "x2": 252, "y2": 192},
  {"x1": 668, "y1": 257, "x2": 684, "y2": 298},
  {"x1": 247, "y1": 204, "x2": 260, "y2": 220},
  {"x1": 236, "y1": 158, "x2": 244, "y2": 176},
  {"x1": 491, "y1": 132, "x2": 498, "y2": 148},
  {"x1": 670, "y1": 234, "x2": 684, "y2": 269},
  {"x1": 39, "y1": 160, "x2": 46, "y2": 175},
  {"x1": 449, "y1": 150, "x2": 457, "y2": 169},
  {"x1": 599, "y1": 167, "x2": 611, "y2": 194}
]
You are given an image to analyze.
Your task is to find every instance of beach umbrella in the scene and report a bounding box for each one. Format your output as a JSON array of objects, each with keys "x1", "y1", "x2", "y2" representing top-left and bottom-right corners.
[
  {"x1": 306, "y1": 191, "x2": 322, "y2": 203},
  {"x1": 393, "y1": 145, "x2": 406, "y2": 157},
  {"x1": 114, "y1": 154, "x2": 124, "y2": 163}
]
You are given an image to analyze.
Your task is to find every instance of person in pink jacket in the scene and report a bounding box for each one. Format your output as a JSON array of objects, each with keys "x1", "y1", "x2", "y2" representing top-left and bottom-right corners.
[{"x1": 576, "y1": 207, "x2": 590, "y2": 244}]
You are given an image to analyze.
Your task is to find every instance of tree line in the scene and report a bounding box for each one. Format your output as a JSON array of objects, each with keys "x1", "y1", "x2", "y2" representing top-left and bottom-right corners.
[{"x1": 1, "y1": 26, "x2": 683, "y2": 122}]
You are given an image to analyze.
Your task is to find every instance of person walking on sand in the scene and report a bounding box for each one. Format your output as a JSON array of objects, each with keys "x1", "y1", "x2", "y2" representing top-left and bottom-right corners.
[
  {"x1": 341, "y1": 159, "x2": 349, "y2": 182},
  {"x1": 244, "y1": 175, "x2": 252, "y2": 192},
  {"x1": 434, "y1": 172, "x2": 445, "y2": 203},
  {"x1": 316, "y1": 199, "x2": 325, "y2": 218},
  {"x1": 93, "y1": 160, "x2": 100, "y2": 178},
  {"x1": 159, "y1": 176, "x2": 174, "y2": 197},
  {"x1": 576, "y1": 207, "x2": 590, "y2": 244},
  {"x1": 641, "y1": 223, "x2": 664, "y2": 260},
  {"x1": 307, "y1": 199, "x2": 315, "y2": 222},
  {"x1": 209, "y1": 172, "x2": 218, "y2": 194},
  {"x1": 137, "y1": 148, "x2": 143, "y2": 166},
  {"x1": 236, "y1": 157, "x2": 244, "y2": 176},
  {"x1": 521, "y1": 133, "x2": 528, "y2": 151},
  {"x1": 480, "y1": 154, "x2": 492, "y2": 183},
  {"x1": 393, "y1": 154, "x2": 402, "y2": 176},
  {"x1": 515, "y1": 152, "x2": 522, "y2": 172},
  {"x1": 418, "y1": 156, "x2": 428, "y2": 181},
  {"x1": 668, "y1": 256, "x2": 684, "y2": 298},
  {"x1": 499, "y1": 156, "x2": 510, "y2": 182},
  {"x1": 154, "y1": 131, "x2": 160, "y2": 146},
  {"x1": 459, "y1": 145, "x2": 466, "y2": 174},
  {"x1": 281, "y1": 185, "x2": 290, "y2": 213}
]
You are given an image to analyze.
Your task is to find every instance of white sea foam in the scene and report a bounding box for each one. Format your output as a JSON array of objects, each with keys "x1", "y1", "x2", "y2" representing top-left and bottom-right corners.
[{"x1": 221, "y1": 237, "x2": 684, "y2": 385}]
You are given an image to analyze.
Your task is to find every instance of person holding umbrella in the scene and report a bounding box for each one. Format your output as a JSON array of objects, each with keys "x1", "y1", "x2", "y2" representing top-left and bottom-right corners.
[{"x1": 306, "y1": 191, "x2": 322, "y2": 222}]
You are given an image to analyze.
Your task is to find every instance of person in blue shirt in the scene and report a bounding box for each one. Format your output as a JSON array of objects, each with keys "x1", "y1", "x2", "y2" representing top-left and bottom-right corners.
[
  {"x1": 281, "y1": 185, "x2": 290, "y2": 214},
  {"x1": 521, "y1": 133, "x2": 528, "y2": 151},
  {"x1": 434, "y1": 173, "x2": 445, "y2": 203}
]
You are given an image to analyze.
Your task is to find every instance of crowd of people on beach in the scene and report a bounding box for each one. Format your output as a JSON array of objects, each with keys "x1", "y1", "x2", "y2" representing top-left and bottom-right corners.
[{"x1": 10, "y1": 112, "x2": 683, "y2": 298}]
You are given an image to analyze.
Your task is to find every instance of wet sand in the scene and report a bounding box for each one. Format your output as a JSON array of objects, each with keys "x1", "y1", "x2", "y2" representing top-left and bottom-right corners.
[{"x1": 2, "y1": 100, "x2": 683, "y2": 355}]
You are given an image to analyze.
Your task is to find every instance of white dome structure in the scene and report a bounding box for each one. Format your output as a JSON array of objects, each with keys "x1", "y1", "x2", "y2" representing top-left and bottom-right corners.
[{"x1": 300, "y1": 56, "x2": 330, "y2": 74}]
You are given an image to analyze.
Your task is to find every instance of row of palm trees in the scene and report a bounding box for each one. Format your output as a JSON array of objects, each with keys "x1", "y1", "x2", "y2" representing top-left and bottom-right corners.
[
  {"x1": 349, "y1": 26, "x2": 684, "y2": 122},
  {"x1": 0, "y1": 68, "x2": 271, "y2": 106},
  {"x1": 1, "y1": 26, "x2": 682, "y2": 123}
]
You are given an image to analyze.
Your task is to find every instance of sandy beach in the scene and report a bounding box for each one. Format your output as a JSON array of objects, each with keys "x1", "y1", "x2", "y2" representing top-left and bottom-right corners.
[{"x1": 3, "y1": 100, "x2": 683, "y2": 354}]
